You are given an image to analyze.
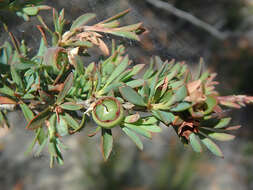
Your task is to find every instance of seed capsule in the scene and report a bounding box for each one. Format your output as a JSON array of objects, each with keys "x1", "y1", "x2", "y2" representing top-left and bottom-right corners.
[{"x1": 92, "y1": 97, "x2": 124, "y2": 128}]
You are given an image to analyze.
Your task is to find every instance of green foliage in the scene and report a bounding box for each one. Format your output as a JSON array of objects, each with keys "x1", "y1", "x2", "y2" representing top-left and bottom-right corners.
[
  {"x1": 0, "y1": 8, "x2": 253, "y2": 167},
  {"x1": 0, "y1": 0, "x2": 50, "y2": 21}
]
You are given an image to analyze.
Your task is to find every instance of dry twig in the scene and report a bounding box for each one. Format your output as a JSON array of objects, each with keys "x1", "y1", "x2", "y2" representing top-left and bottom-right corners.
[{"x1": 146, "y1": 0, "x2": 229, "y2": 40}]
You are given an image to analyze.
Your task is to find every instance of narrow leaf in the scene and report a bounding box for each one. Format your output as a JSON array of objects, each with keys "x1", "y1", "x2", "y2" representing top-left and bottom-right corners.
[
  {"x1": 208, "y1": 133, "x2": 235, "y2": 141},
  {"x1": 101, "y1": 128, "x2": 113, "y2": 161},
  {"x1": 20, "y1": 103, "x2": 34, "y2": 122},
  {"x1": 105, "y1": 56, "x2": 129, "y2": 86},
  {"x1": 62, "y1": 113, "x2": 79, "y2": 130},
  {"x1": 139, "y1": 125, "x2": 162, "y2": 133},
  {"x1": 189, "y1": 133, "x2": 202, "y2": 152},
  {"x1": 141, "y1": 117, "x2": 158, "y2": 125},
  {"x1": 201, "y1": 138, "x2": 224, "y2": 157},
  {"x1": 70, "y1": 13, "x2": 96, "y2": 30},
  {"x1": 125, "y1": 79, "x2": 144, "y2": 88},
  {"x1": 119, "y1": 86, "x2": 146, "y2": 106},
  {"x1": 56, "y1": 116, "x2": 69, "y2": 136},
  {"x1": 121, "y1": 64, "x2": 145, "y2": 81},
  {"x1": 170, "y1": 102, "x2": 191, "y2": 112},
  {"x1": 122, "y1": 127, "x2": 143, "y2": 150},
  {"x1": 22, "y1": 6, "x2": 39, "y2": 16},
  {"x1": 204, "y1": 96, "x2": 217, "y2": 114},
  {"x1": 124, "y1": 123, "x2": 152, "y2": 139},
  {"x1": 109, "y1": 31, "x2": 140, "y2": 41},
  {"x1": 88, "y1": 126, "x2": 101, "y2": 137},
  {"x1": 56, "y1": 73, "x2": 74, "y2": 104},
  {"x1": 26, "y1": 108, "x2": 51, "y2": 130},
  {"x1": 152, "y1": 110, "x2": 174, "y2": 125},
  {"x1": 11, "y1": 66, "x2": 24, "y2": 91},
  {"x1": 214, "y1": 117, "x2": 231, "y2": 129},
  {"x1": 124, "y1": 113, "x2": 140, "y2": 123},
  {"x1": 59, "y1": 102, "x2": 83, "y2": 111},
  {"x1": 0, "y1": 85, "x2": 15, "y2": 97}
]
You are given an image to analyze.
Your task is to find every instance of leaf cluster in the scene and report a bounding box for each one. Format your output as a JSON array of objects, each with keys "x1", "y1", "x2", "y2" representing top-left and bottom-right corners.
[{"x1": 0, "y1": 8, "x2": 252, "y2": 166}]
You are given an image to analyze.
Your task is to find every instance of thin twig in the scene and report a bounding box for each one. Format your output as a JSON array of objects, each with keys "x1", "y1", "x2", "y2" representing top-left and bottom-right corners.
[{"x1": 146, "y1": 0, "x2": 229, "y2": 40}]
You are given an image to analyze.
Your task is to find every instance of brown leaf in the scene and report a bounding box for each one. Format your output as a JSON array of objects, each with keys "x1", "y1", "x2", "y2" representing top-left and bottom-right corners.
[
  {"x1": 226, "y1": 125, "x2": 241, "y2": 131},
  {"x1": 97, "y1": 38, "x2": 109, "y2": 56},
  {"x1": 187, "y1": 80, "x2": 201, "y2": 94},
  {"x1": 67, "y1": 47, "x2": 79, "y2": 66},
  {"x1": 0, "y1": 96, "x2": 16, "y2": 104},
  {"x1": 49, "y1": 83, "x2": 64, "y2": 92}
]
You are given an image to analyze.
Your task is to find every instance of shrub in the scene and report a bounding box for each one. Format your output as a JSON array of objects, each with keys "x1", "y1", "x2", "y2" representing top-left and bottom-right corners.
[{"x1": 0, "y1": 8, "x2": 252, "y2": 167}]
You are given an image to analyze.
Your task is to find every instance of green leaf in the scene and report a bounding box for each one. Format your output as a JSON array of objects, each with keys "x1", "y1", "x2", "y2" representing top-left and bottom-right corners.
[
  {"x1": 36, "y1": 38, "x2": 47, "y2": 57},
  {"x1": 26, "y1": 108, "x2": 51, "y2": 130},
  {"x1": 139, "y1": 124, "x2": 162, "y2": 133},
  {"x1": 71, "y1": 114, "x2": 86, "y2": 133},
  {"x1": 105, "y1": 56, "x2": 129, "y2": 86},
  {"x1": 22, "y1": 6, "x2": 39, "y2": 16},
  {"x1": 141, "y1": 117, "x2": 158, "y2": 125},
  {"x1": 170, "y1": 102, "x2": 191, "y2": 112},
  {"x1": 74, "y1": 56, "x2": 85, "y2": 75},
  {"x1": 101, "y1": 128, "x2": 113, "y2": 161},
  {"x1": 208, "y1": 133, "x2": 235, "y2": 141},
  {"x1": 37, "y1": 128, "x2": 46, "y2": 145},
  {"x1": 101, "y1": 20, "x2": 120, "y2": 28},
  {"x1": 121, "y1": 64, "x2": 145, "y2": 81},
  {"x1": 88, "y1": 126, "x2": 101, "y2": 137},
  {"x1": 160, "y1": 90, "x2": 173, "y2": 103},
  {"x1": 100, "y1": 83, "x2": 123, "y2": 95},
  {"x1": 143, "y1": 60, "x2": 155, "y2": 79},
  {"x1": 149, "y1": 74, "x2": 158, "y2": 99},
  {"x1": 59, "y1": 102, "x2": 83, "y2": 111},
  {"x1": 49, "y1": 114, "x2": 56, "y2": 141},
  {"x1": 35, "y1": 138, "x2": 47, "y2": 157},
  {"x1": 166, "y1": 67, "x2": 179, "y2": 81},
  {"x1": 189, "y1": 133, "x2": 202, "y2": 152},
  {"x1": 117, "y1": 23, "x2": 142, "y2": 31},
  {"x1": 62, "y1": 113, "x2": 79, "y2": 130},
  {"x1": 201, "y1": 138, "x2": 224, "y2": 157},
  {"x1": 161, "y1": 85, "x2": 187, "y2": 108},
  {"x1": 70, "y1": 41, "x2": 93, "y2": 48},
  {"x1": 109, "y1": 31, "x2": 140, "y2": 41},
  {"x1": 151, "y1": 110, "x2": 174, "y2": 125},
  {"x1": 125, "y1": 79, "x2": 144, "y2": 88},
  {"x1": 174, "y1": 85, "x2": 188, "y2": 102},
  {"x1": 20, "y1": 103, "x2": 34, "y2": 122},
  {"x1": 122, "y1": 127, "x2": 143, "y2": 150},
  {"x1": 56, "y1": 73, "x2": 74, "y2": 104},
  {"x1": 56, "y1": 116, "x2": 69, "y2": 136},
  {"x1": 168, "y1": 81, "x2": 183, "y2": 90},
  {"x1": 11, "y1": 66, "x2": 24, "y2": 91},
  {"x1": 14, "y1": 58, "x2": 35, "y2": 70},
  {"x1": 124, "y1": 113, "x2": 140, "y2": 123},
  {"x1": 48, "y1": 141, "x2": 57, "y2": 157},
  {"x1": 204, "y1": 96, "x2": 217, "y2": 114},
  {"x1": 124, "y1": 123, "x2": 152, "y2": 139},
  {"x1": 119, "y1": 86, "x2": 146, "y2": 106},
  {"x1": 214, "y1": 117, "x2": 231, "y2": 128},
  {"x1": 70, "y1": 13, "x2": 96, "y2": 30}
]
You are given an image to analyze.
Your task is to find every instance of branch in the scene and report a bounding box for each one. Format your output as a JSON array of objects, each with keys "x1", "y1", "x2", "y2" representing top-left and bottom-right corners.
[{"x1": 146, "y1": 0, "x2": 229, "y2": 40}]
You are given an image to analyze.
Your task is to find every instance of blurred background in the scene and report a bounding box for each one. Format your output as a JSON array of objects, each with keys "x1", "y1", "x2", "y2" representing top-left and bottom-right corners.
[{"x1": 1, "y1": 0, "x2": 253, "y2": 189}]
